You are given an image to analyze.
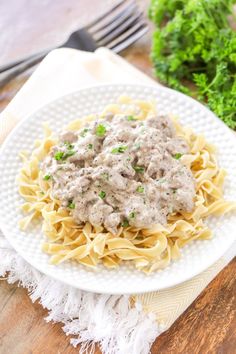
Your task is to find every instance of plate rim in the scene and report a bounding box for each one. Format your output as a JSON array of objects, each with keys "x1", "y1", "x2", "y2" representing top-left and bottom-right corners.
[{"x1": 0, "y1": 82, "x2": 236, "y2": 294}]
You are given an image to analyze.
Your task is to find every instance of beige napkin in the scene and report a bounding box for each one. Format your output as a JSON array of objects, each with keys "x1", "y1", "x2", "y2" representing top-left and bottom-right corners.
[{"x1": 0, "y1": 47, "x2": 235, "y2": 332}]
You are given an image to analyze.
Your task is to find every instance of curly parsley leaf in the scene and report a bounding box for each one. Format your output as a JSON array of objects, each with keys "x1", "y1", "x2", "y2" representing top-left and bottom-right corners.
[{"x1": 149, "y1": 0, "x2": 236, "y2": 129}]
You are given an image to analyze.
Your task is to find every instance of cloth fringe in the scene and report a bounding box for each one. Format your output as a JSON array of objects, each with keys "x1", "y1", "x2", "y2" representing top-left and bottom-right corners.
[{"x1": 0, "y1": 248, "x2": 160, "y2": 354}]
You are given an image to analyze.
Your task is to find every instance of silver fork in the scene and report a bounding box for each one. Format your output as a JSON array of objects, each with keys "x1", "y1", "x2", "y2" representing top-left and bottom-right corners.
[{"x1": 0, "y1": 0, "x2": 148, "y2": 87}]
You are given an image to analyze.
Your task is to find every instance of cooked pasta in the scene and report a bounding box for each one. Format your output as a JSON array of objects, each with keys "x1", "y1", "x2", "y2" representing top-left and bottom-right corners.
[{"x1": 18, "y1": 96, "x2": 236, "y2": 273}]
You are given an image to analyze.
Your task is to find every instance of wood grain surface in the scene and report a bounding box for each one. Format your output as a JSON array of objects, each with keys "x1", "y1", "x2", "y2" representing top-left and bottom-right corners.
[{"x1": 0, "y1": 1, "x2": 235, "y2": 353}]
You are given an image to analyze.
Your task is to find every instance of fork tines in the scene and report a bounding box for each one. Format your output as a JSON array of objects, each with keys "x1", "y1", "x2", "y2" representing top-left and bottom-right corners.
[{"x1": 85, "y1": 0, "x2": 148, "y2": 53}]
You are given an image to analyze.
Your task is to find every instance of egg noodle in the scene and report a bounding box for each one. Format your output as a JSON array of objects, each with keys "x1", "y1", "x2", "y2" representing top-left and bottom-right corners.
[{"x1": 18, "y1": 96, "x2": 236, "y2": 273}]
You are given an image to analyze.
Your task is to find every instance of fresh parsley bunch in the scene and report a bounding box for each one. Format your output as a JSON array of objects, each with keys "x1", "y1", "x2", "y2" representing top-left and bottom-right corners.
[{"x1": 149, "y1": 0, "x2": 236, "y2": 129}]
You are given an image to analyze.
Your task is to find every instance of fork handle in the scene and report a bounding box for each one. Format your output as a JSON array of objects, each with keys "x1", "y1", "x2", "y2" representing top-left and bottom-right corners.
[{"x1": 0, "y1": 52, "x2": 48, "y2": 88}]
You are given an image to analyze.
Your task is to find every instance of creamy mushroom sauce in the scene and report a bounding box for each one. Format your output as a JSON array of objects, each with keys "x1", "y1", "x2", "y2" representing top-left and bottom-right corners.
[{"x1": 42, "y1": 114, "x2": 196, "y2": 234}]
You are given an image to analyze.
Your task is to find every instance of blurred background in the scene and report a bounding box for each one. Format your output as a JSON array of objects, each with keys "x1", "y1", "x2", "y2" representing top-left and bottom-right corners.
[
  {"x1": 0, "y1": 0, "x2": 150, "y2": 65},
  {"x1": 0, "y1": 0, "x2": 235, "y2": 126},
  {"x1": 0, "y1": 0, "x2": 151, "y2": 110}
]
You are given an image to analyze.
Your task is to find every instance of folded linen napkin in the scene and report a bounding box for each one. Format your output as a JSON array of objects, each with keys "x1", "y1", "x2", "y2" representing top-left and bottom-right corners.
[{"x1": 0, "y1": 47, "x2": 235, "y2": 354}]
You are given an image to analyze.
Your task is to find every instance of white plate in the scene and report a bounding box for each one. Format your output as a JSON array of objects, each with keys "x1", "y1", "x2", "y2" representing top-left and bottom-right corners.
[{"x1": 0, "y1": 84, "x2": 236, "y2": 294}]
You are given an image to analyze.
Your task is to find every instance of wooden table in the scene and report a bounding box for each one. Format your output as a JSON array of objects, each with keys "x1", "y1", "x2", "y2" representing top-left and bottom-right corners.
[{"x1": 0, "y1": 1, "x2": 235, "y2": 353}]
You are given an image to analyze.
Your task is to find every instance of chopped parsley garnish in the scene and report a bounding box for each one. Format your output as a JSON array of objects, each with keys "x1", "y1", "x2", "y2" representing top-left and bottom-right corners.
[
  {"x1": 136, "y1": 186, "x2": 144, "y2": 193},
  {"x1": 157, "y1": 178, "x2": 166, "y2": 184},
  {"x1": 172, "y1": 189, "x2": 177, "y2": 194},
  {"x1": 99, "y1": 191, "x2": 106, "y2": 199},
  {"x1": 88, "y1": 143, "x2": 93, "y2": 150},
  {"x1": 68, "y1": 202, "x2": 75, "y2": 209},
  {"x1": 126, "y1": 115, "x2": 137, "y2": 121},
  {"x1": 101, "y1": 172, "x2": 109, "y2": 180},
  {"x1": 173, "y1": 153, "x2": 182, "y2": 160},
  {"x1": 133, "y1": 165, "x2": 145, "y2": 173},
  {"x1": 134, "y1": 143, "x2": 141, "y2": 149},
  {"x1": 64, "y1": 142, "x2": 74, "y2": 149},
  {"x1": 80, "y1": 128, "x2": 89, "y2": 137},
  {"x1": 121, "y1": 219, "x2": 129, "y2": 227},
  {"x1": 129, "y1": 211, "x2": 136, "y2": 219},
  {"x1": 96, "y1": 124, "x2": 106, "y2": 137},
  {"x1": 54, "y1": 150, "x2": 76, "y2": 161},
  {"x1": 54, "y1": 151, "x2": 64, "y2": 161},
  {"x1": 40, "y1": 191, "x2": 45, "y2": 195},
  {"x1": 43, "y1": 174, "x2": 51, "y2": 181},
  {"x1": 63, "y1": 150, "x2": 76, "y2": 159},
  {"x1": 111, "y1": 145, "x2": 128, "y2": 154}
]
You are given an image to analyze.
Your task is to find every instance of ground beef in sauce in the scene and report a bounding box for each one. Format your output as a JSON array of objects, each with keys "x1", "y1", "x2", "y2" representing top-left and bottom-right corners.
[{"x1": 42, "y1": 114, "x2": 196, "y2": 234}]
